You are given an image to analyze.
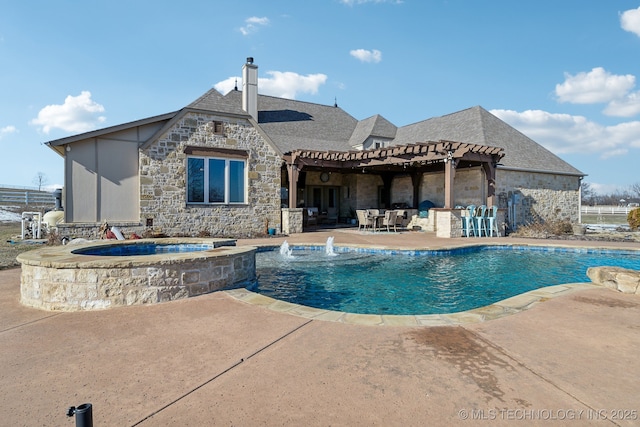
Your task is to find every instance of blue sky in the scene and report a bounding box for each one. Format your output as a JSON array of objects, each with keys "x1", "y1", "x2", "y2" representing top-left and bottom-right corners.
[{"x1": 1, "y1": 1, "x2": 640, "y2": 195}]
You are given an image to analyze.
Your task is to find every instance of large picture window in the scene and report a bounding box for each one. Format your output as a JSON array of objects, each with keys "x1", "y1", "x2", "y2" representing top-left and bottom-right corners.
[{"x1": 187, "y1": 156, "x2": 247, "y2": 204}]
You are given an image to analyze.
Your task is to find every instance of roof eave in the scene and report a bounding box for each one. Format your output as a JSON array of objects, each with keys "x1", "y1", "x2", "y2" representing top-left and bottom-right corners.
[
  {"x1": 44, "y1": 112, "x2": 179, "y2": 149},
  {"x1": 498, "y1": 165, "x2": 586, "y2": 177}
]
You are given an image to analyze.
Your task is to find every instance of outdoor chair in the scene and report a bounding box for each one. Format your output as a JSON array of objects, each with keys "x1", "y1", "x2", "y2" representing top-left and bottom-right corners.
[
  {"x1": 463, "y1": 205, "x2": 476, "y2": 237},
  {"x1": 381, "y1": 210, "x2": 398, "y2": 232},
  {"x1": 395, "y1": 209, "x2": 408, "y2": 229},
  {"x1": 486, "y1": 205, "x2": 500, "y2": 237},
  {"x1": 306, "y1": 207, "x2": 319, "y2": 227},
  {"x1": 326, "y1": 207, "x2": 339, "y2": 225},
  {"x1": 356, "y1": 209, "x2": 373, "y2": 231},
  {"x1": 475, "y1": 205, "x2": 488, "y2": 237}
]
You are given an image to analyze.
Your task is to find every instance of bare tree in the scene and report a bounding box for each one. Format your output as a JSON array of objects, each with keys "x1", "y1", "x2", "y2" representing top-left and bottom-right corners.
[
  {"x1": 580, "y1": 181, "x2": 595, "y2": 205},
  {"x1": 33, "y1": 172, "x2": 48, "y2": 191},
  {"x1": 630, "y1": 182, "x2": 640, "y2": 199}
]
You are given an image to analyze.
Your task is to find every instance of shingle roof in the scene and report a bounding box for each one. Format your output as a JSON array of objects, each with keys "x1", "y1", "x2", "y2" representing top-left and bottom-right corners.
[
  {"x1": 394, "y1": 106, "x2": 583, "y2": 176},
  {"x1": 222, "y1": 90, "x2": 358, "y2": 154},
  {"x1": 44, "y1": 85, "x2": 584, "y2": 177},
  {"x1": 187, "y1": 88, "x2": 247, "y2": 116},
  {"x1": 348, "y1": 114, "x2": 397, "y2": 147}
]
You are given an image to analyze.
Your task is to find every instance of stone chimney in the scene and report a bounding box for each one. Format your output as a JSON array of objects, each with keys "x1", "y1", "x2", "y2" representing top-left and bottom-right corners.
[{"x1": 242, "y1": 57, "x2": 258, "y2": 120}]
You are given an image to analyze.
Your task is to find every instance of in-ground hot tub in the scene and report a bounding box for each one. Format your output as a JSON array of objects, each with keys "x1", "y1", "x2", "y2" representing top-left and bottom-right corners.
[{"x1": 18, "y1": 238, "x2": 256, "y2": 311}]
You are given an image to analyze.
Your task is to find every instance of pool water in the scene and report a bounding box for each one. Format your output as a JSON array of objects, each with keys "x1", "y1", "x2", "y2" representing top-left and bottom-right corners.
[
  {"x1": 74, "y1": 243, "x2": 215, "y2": 256},
  {"x1": 252, "y1": 246, "x2": 640, "y2": 315}
]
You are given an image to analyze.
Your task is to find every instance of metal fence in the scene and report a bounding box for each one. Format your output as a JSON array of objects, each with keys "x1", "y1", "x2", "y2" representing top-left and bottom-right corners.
[{"x1": 0, "y1": 190, "x2": 56, "y2": 206}]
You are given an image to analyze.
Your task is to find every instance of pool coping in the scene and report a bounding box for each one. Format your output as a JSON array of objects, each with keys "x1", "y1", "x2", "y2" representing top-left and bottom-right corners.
[
  {"x1": 225, "y1": 241, "x2": 638, "y2": 326},
  {"x1": 225, "y1": 283, "x2": 601, "y2": 326}
]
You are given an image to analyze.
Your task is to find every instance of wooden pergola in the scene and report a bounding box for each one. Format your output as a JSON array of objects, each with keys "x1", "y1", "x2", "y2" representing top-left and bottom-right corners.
[{"x1": 283, "y1": 140, "x2": 505, "y2": 209}]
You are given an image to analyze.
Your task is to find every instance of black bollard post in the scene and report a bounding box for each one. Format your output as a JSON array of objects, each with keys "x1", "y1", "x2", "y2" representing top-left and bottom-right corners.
[{"x1": 66, "y1": 403, "x2": 93, "y2": 427}]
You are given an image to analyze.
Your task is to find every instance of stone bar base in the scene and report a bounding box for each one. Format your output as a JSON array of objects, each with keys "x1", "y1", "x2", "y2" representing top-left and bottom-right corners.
[{"x1": 282, "y1": 208, "x2": 303, "y2": 234}]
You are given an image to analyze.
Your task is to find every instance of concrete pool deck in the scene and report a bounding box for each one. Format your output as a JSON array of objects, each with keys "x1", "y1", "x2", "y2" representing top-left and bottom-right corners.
[{"x1": 2, "y1": 230, "x2": 640, "y2": 425}]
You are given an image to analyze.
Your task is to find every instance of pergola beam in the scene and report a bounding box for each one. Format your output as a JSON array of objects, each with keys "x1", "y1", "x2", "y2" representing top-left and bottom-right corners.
[{"x1": 284, "y1": 139, "x2": 505, "y2": 209}]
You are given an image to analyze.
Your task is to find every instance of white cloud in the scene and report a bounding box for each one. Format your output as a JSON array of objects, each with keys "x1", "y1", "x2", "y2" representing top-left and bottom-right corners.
[
  {"x1": 555, "y1": 67, "x2": 635, "y2": 104},
  {"x1": 490, "y1": 108, "x2": 640, "y2": 158},
  {"x1": 349, "y1": 49, "x2": 382, "y2": 63},
  {"x1": 603, "y1": 90, "x2": 640, "y2": 117},
  {"x1": 239, "y1": 16, "x2": 269, "y2": 36},
  {"x1": 0, "y1": 125, "x2": 17, "y2": 139},
  {"x1": 30, "y1": 91, "x2": 106, "y2": 134},
  {"x1": 621, "y1": 6, "x2": 640, "y2": 37},
  {"x1": 215, "y1": 70, "x2": 327, "y2": 99}
]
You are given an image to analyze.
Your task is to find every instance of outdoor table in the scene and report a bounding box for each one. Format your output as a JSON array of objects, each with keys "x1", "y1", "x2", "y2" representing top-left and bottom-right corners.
[{"x1": 368, "y1": 214, "x2": 385, "y2": 232}]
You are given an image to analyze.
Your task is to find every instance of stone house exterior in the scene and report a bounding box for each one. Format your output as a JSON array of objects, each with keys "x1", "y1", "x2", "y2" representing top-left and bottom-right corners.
[{"x1": 45, "y1": 58, "x2": 584, "y2": 239}]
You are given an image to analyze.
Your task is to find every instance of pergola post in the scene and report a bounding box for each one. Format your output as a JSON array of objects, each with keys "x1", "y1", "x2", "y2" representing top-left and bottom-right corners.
[
  {"x1": 287, "y1": 163, "x2": 299, "y2": 208},
  {"x1": 482, "y1": 162, "x2": 497, "y2": 207},
  {"x1": 444, "y1": 159, "x2": 456, "y2": 209},
  {"x1": 410, "y1": 171, "x2": 421, "y2": 208}
]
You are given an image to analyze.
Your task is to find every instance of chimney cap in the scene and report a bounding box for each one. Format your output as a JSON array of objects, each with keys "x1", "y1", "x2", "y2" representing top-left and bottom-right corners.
[{"x1": 246, "y1": 57, "x2": 254, "y2": 64}]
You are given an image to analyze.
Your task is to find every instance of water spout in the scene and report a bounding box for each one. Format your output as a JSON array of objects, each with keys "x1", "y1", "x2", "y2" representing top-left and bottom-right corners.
[
  {"x1": 279, "y1": 241, "x2": 294, "y2": 258},
  {"x1": 325, "y1": 236, "x2": 337, "y2": 256}
]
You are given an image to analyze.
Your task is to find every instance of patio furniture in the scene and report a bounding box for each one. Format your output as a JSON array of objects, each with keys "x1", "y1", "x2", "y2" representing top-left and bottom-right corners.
[
  {"x1": 325, "y1": 207, "x2": 339, "y2": 225},
  {"x1": 395, "y1": 209, "x2": 407, "y2": 229},
  {"x1": 366, "y1": 209, "x2": 383, "y2": 231},
  {"x1": 486, "y1": 205, "x2": 500, "y2": 237},
  {"x1": 356, "y1": 209, "x2": 373, "y2": 231},
  {"x1": 475, "y1": 205, "x2": 488, "y2": 237},
  {"x1": 463, "y1": 205, "x2": 476, "y2": 237},
  {"x1": 381, "y1": 210, "x2": 398, "y2": 232},
  {"x1": 306, "y1": 207, "x2": 319, "y2": 227}
]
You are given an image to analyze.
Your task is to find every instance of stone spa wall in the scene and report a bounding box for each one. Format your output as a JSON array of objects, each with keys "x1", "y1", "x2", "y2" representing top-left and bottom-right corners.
[{"x1": 18, "y1": 238, "x2": 256, "y2": 311}]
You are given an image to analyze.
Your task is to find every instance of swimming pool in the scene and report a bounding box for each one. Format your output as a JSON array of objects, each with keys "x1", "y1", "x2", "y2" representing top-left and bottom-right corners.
[{"x1": 251, "y1": 245, "x2": 640, "y2": 315}]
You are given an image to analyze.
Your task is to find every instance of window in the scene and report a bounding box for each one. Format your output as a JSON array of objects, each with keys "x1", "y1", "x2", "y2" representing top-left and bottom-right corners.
[
  {"x1": 187, "y1": 156, "x2": 247, "y2": 204},
  {"x1": 212, "y1": 121, "x2": 224, "y2": 134}
]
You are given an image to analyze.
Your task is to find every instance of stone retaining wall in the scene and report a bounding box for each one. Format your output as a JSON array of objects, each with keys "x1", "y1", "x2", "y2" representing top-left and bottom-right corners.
[{"x1": 587, "y1": 266, "x2": 640, "y2": 295}]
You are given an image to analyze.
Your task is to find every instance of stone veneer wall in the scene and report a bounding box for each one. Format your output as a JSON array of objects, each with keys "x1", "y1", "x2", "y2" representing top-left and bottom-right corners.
[
  {"x1": 391, "y1": 176, "x2": 413, "y2": 207},
  {"x1": 356, "y1": 174, "x2": 383, "y2": 209},
  {"x1": 420, "y1": 168, "x2": 485, "y2": 208},
  {"x1": 19, "y1": 240, "x2": 256, "y2": 311},
  {"x1": 139, "y1": 113, "x2": 282, "y2": 238},
  {"x1": 281, "y1": 208, "x2": 303, "y2": 234},
  {"x1": 496, "y1": 170, "x2": 581, "y2": 226}
]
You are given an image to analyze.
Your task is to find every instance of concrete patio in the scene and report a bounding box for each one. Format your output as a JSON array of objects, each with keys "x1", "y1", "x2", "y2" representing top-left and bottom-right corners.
[{"x1": 1, "y1": 230, "x2": 639, "y2": 426}]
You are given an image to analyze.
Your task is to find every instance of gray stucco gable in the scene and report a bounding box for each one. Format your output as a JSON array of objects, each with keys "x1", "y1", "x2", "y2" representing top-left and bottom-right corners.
[{"x1": 349, "y1": 114, "x2": 397, "y2": 147}]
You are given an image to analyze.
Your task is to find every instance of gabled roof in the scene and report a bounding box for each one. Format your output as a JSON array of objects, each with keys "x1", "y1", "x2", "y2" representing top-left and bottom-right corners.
[
  {"x1": 394, "y1": 106, "x2": 584, "y2": 176},
  {"x1": 43, "y1": 84, "x2": 583, "y2": 178},
  {"x1": 349, "y1": 114, "x2": 397, "y2": 147},
  {"x1": 44, "y1": 112, "x2": 177, "y2": 155},
  {"x1": 223, "y1": 90, "x2": 358, "y2": 154},
  {"x1": 187, "y1": 88, "x2": 248, "y2": 116}
]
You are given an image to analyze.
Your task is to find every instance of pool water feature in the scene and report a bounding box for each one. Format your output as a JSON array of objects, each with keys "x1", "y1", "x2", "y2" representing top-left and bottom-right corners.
[{"x1": 251, "y1": 244, "x2": 640, "y2": 315}]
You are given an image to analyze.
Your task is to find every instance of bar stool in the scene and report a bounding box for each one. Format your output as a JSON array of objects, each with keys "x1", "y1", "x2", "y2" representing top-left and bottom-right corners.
[
  {"x1": 487, "y1": 205, "x2": 500, "y2": 237},
  {"x1": 463, "y1": 205, "x2": 476, "y2": 237},
  {"x1": 475, "y1": 205, "x2": 487, "y2": 237}
]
